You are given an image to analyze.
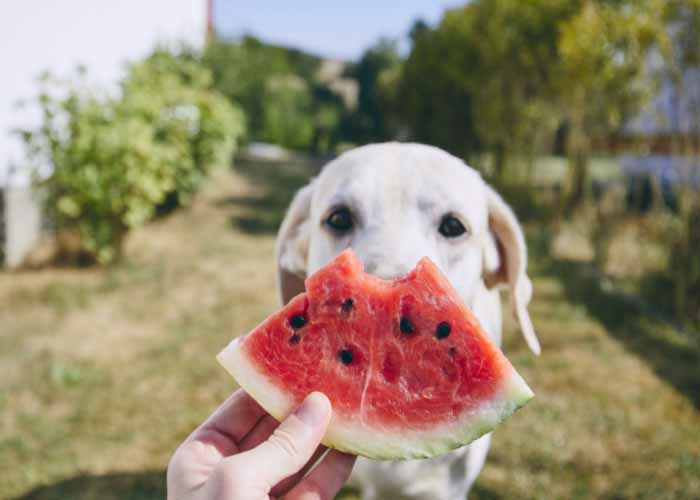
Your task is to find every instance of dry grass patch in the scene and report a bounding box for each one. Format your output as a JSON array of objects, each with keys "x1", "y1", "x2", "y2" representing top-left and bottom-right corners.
[
  {"x1": 1, "y1": 162, "x2": 698, "y2": 500},
  {"x1": 0, "y1": 168, "x2": 278, "y2": 499}
]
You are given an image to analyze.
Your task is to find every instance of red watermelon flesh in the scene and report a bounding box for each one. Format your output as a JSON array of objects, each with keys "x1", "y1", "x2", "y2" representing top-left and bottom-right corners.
[{"x1": 217, "y1": 249, "x2": 533, "y2": 460}]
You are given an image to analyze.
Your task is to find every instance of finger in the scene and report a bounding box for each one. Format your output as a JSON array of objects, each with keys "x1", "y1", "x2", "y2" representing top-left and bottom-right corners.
[
  {"x1": 188, "y1": 389, "x2": 267, "y2": 451},
  {"x1": 239, "y1": 414, "x2": 279, "y2": 450},
  {"x1": 270, "y1": 445, "x2": 328, "y2": 497},
  {"x1": 285, "y1": 450, "x2": 357, "y2": 500},
  {"x1": 224, "y1": 413, "x2": 328, "y2": 498},
  {"x1": 167, "y1": 390, "x2": 268, "y2": 494},
  {"x1": 220, "y1": 392, "x2": 331, "y2": 490},
  {"x1": 238, "y1": 414, "x2": 329, "y2": 496}
]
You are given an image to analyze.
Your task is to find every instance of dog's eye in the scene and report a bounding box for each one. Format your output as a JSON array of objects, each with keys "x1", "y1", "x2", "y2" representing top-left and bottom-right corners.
[
  {"x1": 326, "y1": 207, "x2": 354, "y2": 233},
  {"x1": 438, "y1": 214, "x2": 467, "y2": 238}
]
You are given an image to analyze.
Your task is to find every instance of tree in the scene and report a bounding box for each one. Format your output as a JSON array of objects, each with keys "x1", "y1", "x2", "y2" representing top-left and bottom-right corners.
[
  {"x1": 343, "y1": 39, "x2": 401, "y2": 143},
  {"x1": 397, "y1": 21, "x2": 479, "y2": 159},
  {"x1": 398, "y1": 0, "x2": 575, "y2": 178},
  {"x1": 663, "y1": 0, "x2": 700, "y2": 154},
  {"x1": 397, "y1": 0, "x2": 667, "y2": 196},
  {"x1": 204, "y1": 36, "x2": 344, "y2": 153},
  {"x1": 557, "y1": 0, "x2": 666, "y2": 210},
  {"x1": 659, "y1": 0, "x2": 700, "y2": 328},
  {"x1": 260, "y1": 74, "x2": 314, "y2": 150},
  {"x1": 204, "y1": 37, "x2": 295, "y2": 143}
]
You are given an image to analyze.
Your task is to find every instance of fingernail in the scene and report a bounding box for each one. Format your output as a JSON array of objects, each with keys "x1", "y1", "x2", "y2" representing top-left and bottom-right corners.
[{"x1": 294, "y1": 392, "x2": 330, "y2": 427}]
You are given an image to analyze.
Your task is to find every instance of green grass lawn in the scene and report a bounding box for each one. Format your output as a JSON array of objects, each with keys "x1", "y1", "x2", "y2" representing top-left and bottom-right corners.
[{"x1": 1, "y1": 161, "x2": 698, "y2": 499}]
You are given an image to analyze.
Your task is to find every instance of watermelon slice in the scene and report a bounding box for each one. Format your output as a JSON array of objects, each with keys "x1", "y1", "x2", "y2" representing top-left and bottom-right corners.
[{"x1": 217, "y1": 249, "x2": 533, "y2": 460}]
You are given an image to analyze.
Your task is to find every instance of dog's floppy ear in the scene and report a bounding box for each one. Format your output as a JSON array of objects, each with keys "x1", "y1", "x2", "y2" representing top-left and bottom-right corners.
[
  {"x1": 275, "y1": 182, "x2": 315, "y2": 305},
  {"x1": 482, "y1": 185, "x2": 541, "y2": 355}
]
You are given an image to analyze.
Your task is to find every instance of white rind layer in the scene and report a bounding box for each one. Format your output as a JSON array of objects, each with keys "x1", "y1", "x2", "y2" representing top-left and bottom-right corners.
[{"x1": 217, "y1": 336, "x2": 534, "y2": 460}]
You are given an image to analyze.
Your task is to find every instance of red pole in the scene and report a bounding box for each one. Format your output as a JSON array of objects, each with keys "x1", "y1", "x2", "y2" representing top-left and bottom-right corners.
[{"x1": 206, "y1": 0, "x2": 215, "y2": 45}]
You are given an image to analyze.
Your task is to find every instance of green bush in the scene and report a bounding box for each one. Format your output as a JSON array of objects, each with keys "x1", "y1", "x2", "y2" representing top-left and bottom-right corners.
[
  {"x1": 260, "y1": 75, "x2": 314, "y2": 150},
  {"x1": 203, "y1": 38, "x2": 344, "y2": 153},
  {"x1": 22, "y1": 48, "x2": 244, "y2": 264},
  {"x1": 123, "y1": 49, "x2": 245, "y2": 204}
]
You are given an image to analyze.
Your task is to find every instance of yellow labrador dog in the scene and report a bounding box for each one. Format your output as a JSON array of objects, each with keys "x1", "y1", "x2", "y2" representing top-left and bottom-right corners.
[{"x1": 275, "y1": 143, "x2": 540, "y2": 500}]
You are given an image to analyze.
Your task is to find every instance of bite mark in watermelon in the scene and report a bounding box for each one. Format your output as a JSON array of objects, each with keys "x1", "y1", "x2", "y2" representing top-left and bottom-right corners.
[{"x1": 217, "y1": 249, "x2": 533, "y2": 460}]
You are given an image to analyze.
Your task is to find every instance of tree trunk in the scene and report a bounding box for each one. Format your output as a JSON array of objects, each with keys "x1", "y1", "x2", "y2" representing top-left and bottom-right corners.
[
  {"x1": 492, "y1": 144, "x2": 507, "y2": 186},
  {"x1": 563, "y1": 147, "x2": 589, "y2": 214},
  {"x1": 673, "y1": 227, "x2": 688, "y2": 325},
  {"x1": 562, "y1": 109, "x2": 590, "y2": 215}
]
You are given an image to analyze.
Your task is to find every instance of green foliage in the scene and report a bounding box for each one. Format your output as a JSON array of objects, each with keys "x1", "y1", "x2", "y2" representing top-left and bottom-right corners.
[
  {"x1": 397, "y1": 0, "x2": 667, "y2": 189},
  {"x1": 123, "y1": 48, "x2": 245, "y2": 204},
  {"x1": 659, "y1": 0, "x2": 700, "y2": 161},
  {"x1": 204, "y1": 37, "x2": 297, "y2": 141},
  {"x1": 665, "y1": 0, "x2": 700, "y2": 69},
  {"x1": 451, "y1": 0, "x2": 573, "y2": 167},
  {"x1": 558, "y1": 1, "x2": 663, "y2": 136},
  {"x1": 310, "y1": 90, "x2": 344, "y2": 154},
  {"x1": 342, "y1": 39, "x2": 401, "y2": 143},
  {"x1": 21, "y1": 48, "x2": 244, "y2": 264},
  {"x1": 203, "y1": 37, "x2": 343, "y2": 152},
  {"x1": 399, "y1": 1, "x2": 576, "y2": 170},
  {"x1": 398, "y1": 22, "x2": 479, "y2": 159},
  {"x1": 260, "y1": 75, "x2": 314, "y2": 149},
  {"x1": 557, "y1": 0, "x2": 666, "y2": 208}
]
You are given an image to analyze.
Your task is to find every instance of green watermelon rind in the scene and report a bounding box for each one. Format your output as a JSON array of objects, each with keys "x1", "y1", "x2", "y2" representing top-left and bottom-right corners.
[{"x1": 217, "y1": 335, "x2": 534, "y2": 461}]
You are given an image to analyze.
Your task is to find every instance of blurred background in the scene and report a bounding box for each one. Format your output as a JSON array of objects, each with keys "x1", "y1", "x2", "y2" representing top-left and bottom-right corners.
[{"x1": 1, "y1": 1, "x2": 699, "y2": 499}]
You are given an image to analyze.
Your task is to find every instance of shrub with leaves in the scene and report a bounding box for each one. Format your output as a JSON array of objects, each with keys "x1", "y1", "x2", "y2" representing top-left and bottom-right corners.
[
  {"x1": 21, "y1": 48, "x2": 244, "y2": 264},
  {"x1": 123, "y1": 49, "x2": 244, "y2": 204}
]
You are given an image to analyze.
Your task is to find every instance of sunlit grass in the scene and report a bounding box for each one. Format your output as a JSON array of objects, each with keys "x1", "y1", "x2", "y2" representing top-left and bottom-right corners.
[{"x1": 1, "y1": 163, "x2": 698, "y2": 499}]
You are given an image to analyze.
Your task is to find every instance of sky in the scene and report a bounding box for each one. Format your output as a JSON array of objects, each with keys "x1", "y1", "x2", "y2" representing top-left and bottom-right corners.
[{"x1": 214, "y1": 0, "x2": 462, "y2": 60}]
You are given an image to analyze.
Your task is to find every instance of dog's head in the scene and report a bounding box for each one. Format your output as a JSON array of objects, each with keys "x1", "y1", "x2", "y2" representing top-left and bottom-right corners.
[{"x1": 275, "y1": 142, "x2": 540, "y2": 354}]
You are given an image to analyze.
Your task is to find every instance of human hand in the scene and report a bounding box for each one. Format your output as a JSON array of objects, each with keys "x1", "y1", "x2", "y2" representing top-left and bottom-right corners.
[{"x1": 167, "y1": 390, "x2": 356, "y2": 500}]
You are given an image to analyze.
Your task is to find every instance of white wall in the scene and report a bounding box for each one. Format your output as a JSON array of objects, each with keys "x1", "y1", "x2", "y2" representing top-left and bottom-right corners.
[
  {"x1": 0, "y1": 0, "x2": 207, "y2": 187},
  {"x1": 3, "y1": 187, "x2": 42, "y2": 268}
]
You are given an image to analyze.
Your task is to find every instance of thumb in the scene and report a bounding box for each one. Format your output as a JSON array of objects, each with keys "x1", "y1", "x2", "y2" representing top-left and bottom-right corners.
[{"x1": 224, "y1": 392, "x2": 332, "y2": 490}]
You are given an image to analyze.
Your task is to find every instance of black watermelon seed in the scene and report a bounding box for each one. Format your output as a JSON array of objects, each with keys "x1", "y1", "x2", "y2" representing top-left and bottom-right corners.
[
  {"x1": 289, "y1": 314, "x2": 307, "y2": 329},
  {"x1": 400, "y1": 316, "x2": 414, "y2": 335},
  {"x1": 339, "y1": 349, "x2": 354, "y2": 365},
  {"x1": 436, "y1": 322, "x2": 451, "y2": 339},
  {"x1": 289, "y1": 333, "x2": 301, "y2": 344},
  {"x1": 449, "y1": 347, "x2": 457, "y2": 357},
  {"x1": 341, "y1": 299, "x2": 354, "y2": 313}
]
